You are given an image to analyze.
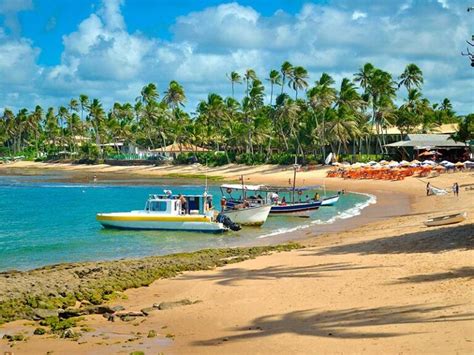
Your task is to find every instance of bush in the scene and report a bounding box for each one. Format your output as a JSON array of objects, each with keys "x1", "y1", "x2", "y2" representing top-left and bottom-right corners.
[
  {"x1": 235, "y1": 152, "x2": 266, "y2": 165},
  {"x1": 173, "y1": 152, "x2": 230, "y2": 166},
  {"x1": 79, "y1": 142, "x2": 99, "y2": 160}
]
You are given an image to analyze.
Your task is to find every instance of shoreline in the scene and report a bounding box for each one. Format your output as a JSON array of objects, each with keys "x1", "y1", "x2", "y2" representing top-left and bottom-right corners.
[
  {"x1": 0, "y1": 161, "x2": 416, "y2": 268},
  {"x1": 1, "y1": 161, "x2": 473, "y2": 354}
]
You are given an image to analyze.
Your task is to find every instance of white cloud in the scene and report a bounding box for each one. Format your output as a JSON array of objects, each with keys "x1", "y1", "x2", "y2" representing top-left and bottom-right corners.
[
  {"x1": 437, "y1": 0, "x2": 449, "y2": 9},
  {"x1": 0, "y1": 0, "x2": 472, "y2": 115},
  {"x1": 352, "y1": 11, "x2": 367, "y2": 20}
]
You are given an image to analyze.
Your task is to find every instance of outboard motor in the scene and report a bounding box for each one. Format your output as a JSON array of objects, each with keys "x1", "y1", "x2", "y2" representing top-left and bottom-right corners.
[{"x1": 216, "y1": 213, "x2": 241, "y2": 231}]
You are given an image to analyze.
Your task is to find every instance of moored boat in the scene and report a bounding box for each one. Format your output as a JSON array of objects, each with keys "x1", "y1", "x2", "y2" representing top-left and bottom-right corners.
[
  {"x1": 321, "y1": 195, "x2": 340, "y2": 206},
  {"x1": 220, "y1": 183, "x2": 322, "y2": 216},
  {"x1": 222, "y1": 204, "x2": 272, "y2": 226},
  {"x1": 423, "y1": 212, "x2": 467, "y2": 227},
  {"x1": 96, "y1": 193, "x2": 228, "y2": 233}
]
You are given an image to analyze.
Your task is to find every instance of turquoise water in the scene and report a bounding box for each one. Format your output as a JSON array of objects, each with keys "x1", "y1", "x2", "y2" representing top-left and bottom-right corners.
[{"x1": 0, "y1": 175, "x2": 373, "y2": 271}]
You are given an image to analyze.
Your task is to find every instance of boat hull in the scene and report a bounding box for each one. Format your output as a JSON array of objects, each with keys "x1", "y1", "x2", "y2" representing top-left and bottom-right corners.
[
  {"x1": 321, "y1": 195, "x2": 340, "y2": 206},
  {"x1": 223, "y1": 205, "x2": 272, "y2": 226},
  {"x1": 424, "y1": 212, "x2": 467, "y2": 227},
  {"x1": 270, "y1": 201, "x2": 322, "y2": 215},
  {"x1": 96, "y1": 213, "x2": 226, "y2": 233}
]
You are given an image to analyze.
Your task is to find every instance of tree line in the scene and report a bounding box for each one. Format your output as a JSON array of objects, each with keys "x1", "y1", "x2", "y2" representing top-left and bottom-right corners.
[{"x1": 0, "y1": 61, "x2": 471, "y2": 164}]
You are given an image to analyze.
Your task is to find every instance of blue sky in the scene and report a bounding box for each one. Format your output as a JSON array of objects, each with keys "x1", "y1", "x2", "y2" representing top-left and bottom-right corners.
[{"x1": 0, "y1": 0, "x2": 472, "y2": 114}]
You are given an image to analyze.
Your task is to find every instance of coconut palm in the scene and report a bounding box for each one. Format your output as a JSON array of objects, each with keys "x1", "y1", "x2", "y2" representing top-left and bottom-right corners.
[
  {"x1": 163, "y1": 80, "x2": 186, "y2": 109},
  {"x1": 307, "y1": 73, "x2": 337, "y2": 160},
  {"x1": 226, "y1": 71, "x2": 242, "y2": 99},
  {"x1": 288, "y1": 66, "x2": 309, "y2": 99},
  {"x1": 266, "y1": 70, "x2": 282, "y2": 105},
  {"x1": 398, "y1": 63, "x2": 423, "y2": 91},
  {"x1": 280, "y1": 61, "x2": 293, "y2": 95},
  {"x1": 79, "y1": 95, "x2": 89, "y2": 120},
  {"x1": 88, "y1": 99, "x2": 106, "y2": 157},
  {"x1": 244, "y1": 69, "x2": 257, "y2": 98}
]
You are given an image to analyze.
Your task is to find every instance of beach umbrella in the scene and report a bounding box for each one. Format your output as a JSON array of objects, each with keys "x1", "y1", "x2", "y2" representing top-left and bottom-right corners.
[
  {"x1": 367, "y1": 161, "x2": 377, "y2": 166},
  {"x1": 411, "y1": 159, "x2": 421, "y2": 164},
  {"x1": 399, "y1": 160, "x2": 410, "y2": 166},
  {"x1": 388, "y1": 161, "x2": 399, "y2": 167},
  {"x1": 455, "y1": 162, "x2": 464, "y2": 167},
  {"x1": 422, "y1": 160, "x2": 436, "y2": 165},
  {"x1": 444, "y1": 162, "x2": 455, "y2": 167},
  {"x1": 379, "y1": 160, "x2": 388, "y2": 164},
  {"x1": 439, "y1": 160, "x2": 451, "y2": 165}
]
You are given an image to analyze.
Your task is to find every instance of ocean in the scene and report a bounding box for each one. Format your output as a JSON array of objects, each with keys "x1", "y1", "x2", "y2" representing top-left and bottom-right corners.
[{"x1": 0, "y1": 175, "x2": 374, "y2": 271}]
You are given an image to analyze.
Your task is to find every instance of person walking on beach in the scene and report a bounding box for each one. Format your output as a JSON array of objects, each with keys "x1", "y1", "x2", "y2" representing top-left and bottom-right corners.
[{"x1": 426, "y1": 182, "x2": 431, "y2": 196}]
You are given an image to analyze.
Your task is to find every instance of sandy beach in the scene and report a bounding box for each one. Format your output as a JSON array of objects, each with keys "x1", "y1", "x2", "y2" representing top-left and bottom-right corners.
[{"x1": 0, "y1": 162, "x2": 473, "y2": 354}]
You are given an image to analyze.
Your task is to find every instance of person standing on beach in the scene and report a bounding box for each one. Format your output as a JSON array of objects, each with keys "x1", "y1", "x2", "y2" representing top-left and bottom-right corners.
[
  {"x1": 454, "y1": 182, "x2": 459, "y2": 196},
  {"x1": 426, "y1": 182, "x2": 431, "y2": 196}
]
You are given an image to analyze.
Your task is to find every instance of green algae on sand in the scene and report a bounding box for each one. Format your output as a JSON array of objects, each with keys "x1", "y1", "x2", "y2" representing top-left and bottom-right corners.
[{"x1": 0, "y1": 243, "x2": 301, "y2": 324}]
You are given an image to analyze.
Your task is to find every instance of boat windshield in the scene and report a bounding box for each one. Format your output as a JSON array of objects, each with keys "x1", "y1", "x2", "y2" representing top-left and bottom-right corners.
[{"x1": 146, "y1": 200, "x2": 167, "y2": 212}]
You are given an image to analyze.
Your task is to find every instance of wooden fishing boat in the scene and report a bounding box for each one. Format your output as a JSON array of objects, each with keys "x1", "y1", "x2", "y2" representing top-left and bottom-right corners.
[
  {"x1": 220, "y1": 183, "x2": 322, "y2": 216},
  {"x1": 423, "y1": 212, "x2": 467, "y2": 227},
  {"x1": 222, "y1": 204, "x2": 272, "y2": 226},
  {"x1": 321, "y1": 195, "x2": 340, "y2": 206},
  {"x1": 97, "y1": 193, "x2": 229, "y2": 233}
]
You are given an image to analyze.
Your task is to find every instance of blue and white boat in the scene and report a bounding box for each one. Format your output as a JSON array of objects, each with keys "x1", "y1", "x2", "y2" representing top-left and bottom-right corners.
[{"x1": 220, "y1": 184, "x2": 322, "y2": 216}]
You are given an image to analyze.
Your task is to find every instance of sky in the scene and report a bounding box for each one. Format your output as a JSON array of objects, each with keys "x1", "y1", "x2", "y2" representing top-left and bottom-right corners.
[{"x1": 0, "y1": 0, "x2": 473, "y2": 114}]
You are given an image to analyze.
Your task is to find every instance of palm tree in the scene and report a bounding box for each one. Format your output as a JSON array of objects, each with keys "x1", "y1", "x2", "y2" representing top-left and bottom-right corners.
[
  {"x1": 307, "y1": 73, "x2": 337, "y2": 160},
  {"x1": 398, "y1": 63, "x2": 423, "y2": 91},
  {"x1": 226, "y1": 71, "x2": 242, "y2": 99},
  {"x1": 88, "y1": 99, "x2": 106, "y2": 158},
  {"x1": 266, "y1": 70, "x2": 282, "y2": 105},
  {"x1": 288, "y1": 66, "x2": 309, "y2": 99},
  {"x1": 244, "y1": 69, "x2": 257, "y2": 98},
  {"x1": 280, "y1": 61, "x2": 293, "y2": 95},
  {"x1": 354, "y1": 63, "x2": 375, "y2": 94},
  {"x1": 79, "y1": 95, "x2": 89, "y2": 121},
  {"x1": 29, "y1": 105, "x2": 43, "y2": 157},
  {"x1": 163, "y1": 80, "x2": 186, "y2": 109}
]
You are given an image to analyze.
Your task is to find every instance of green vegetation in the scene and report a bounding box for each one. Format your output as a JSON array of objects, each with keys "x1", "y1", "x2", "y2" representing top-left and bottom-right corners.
[
  {"x1": 0, "y1": 244, "x2": 300, "y2": 325},
  {"x1": 147, "y1": 330, "x2": 157, "y2": 338},
  {"x1": 33, "y1": 327, "x2": 46, "y2": 335},
  {"x1": 39, "y1": 316, "x2": 83, "y2": 332},
  {"x1": 0, "y1": 62, "x2": 470, "y2": 164}
]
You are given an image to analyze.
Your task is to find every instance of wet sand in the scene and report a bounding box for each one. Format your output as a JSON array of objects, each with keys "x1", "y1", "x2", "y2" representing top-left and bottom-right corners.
[{"x1": 0, "y1": 162, "x2": 473, "y2": 354}]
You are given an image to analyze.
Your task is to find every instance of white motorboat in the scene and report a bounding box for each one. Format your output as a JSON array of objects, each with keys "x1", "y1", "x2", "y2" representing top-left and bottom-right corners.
[
  {"x1": 424, "y1": 212, "x2": 467, "y2": 227},
  {"x1": 97, "y1": 193, "x2": 228, "y2": 233},
  {"x1": 223, "y1": 204, "x2": 272, "y2": 226}
]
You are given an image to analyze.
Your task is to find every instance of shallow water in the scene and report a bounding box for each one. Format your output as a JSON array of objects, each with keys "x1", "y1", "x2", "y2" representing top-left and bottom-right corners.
[{"x1": 0, "y1": 175, "x2": 373, "y2": 271}]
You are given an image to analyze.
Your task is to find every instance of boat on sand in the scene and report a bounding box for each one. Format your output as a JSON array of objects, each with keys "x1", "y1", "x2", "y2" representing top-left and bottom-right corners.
[
  {"x1": 222, "y1": 204, "x2": 272, "y2": 226},
  {"x1": 423, "y1": 212, "x2": 467, "y2": 227}
]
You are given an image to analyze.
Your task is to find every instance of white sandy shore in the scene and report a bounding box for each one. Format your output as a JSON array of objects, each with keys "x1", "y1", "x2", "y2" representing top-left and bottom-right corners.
[{"x1": 0, "y1": 162, "x2": 473, "y2": 354}]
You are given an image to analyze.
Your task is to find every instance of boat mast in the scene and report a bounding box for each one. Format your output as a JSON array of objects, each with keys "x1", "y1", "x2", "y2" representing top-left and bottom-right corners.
[
  {"x1": 205, "y1": 158, "x2": 208, "y2": 194},
  {"x1": 292, "y1": 155, "x2": 297, "y2": 204}
]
